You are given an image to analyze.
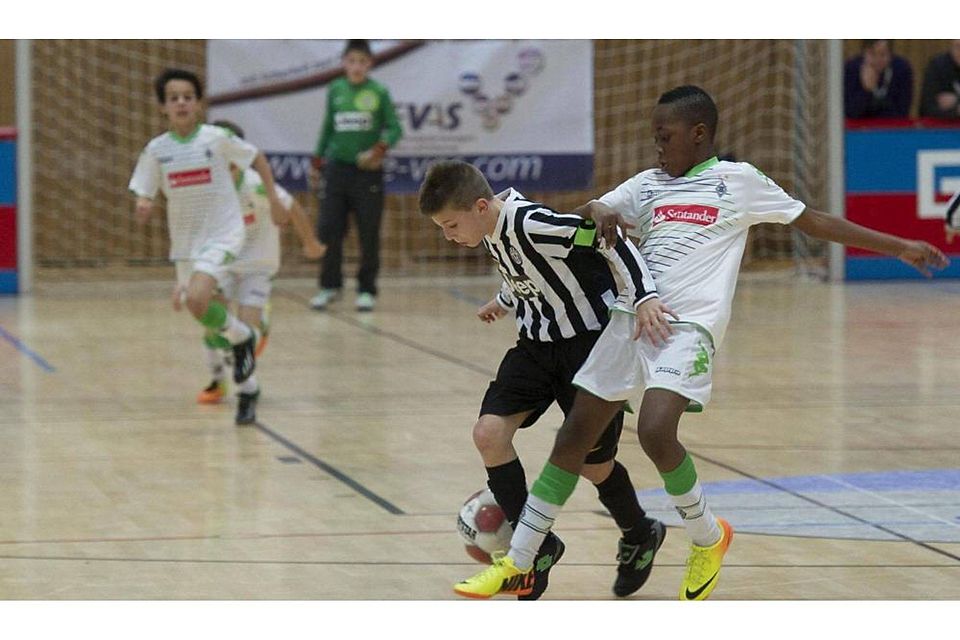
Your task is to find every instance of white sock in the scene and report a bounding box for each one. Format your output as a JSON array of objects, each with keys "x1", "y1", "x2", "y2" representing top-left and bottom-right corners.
[
  {"x1": 221, "y1": 314, "x2": 252, "y2": 345},
  {"x1": 670, "y1": 480, "x2": 721, "y2": 547},
  {"x1": 508, "y1": 494, "x2": 559, "y2": 571},
  {"x1": 205, "y1": 346, "x2": 226, "y2": 381},
  {"x1": 238, "y1": 375, "x2": 259, "y2": 394}
]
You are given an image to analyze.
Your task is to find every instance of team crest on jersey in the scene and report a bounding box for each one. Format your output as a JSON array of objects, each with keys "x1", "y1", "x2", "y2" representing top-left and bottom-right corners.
[
  {"x1": 715, "y1": 179, "x2": 728, "y2": 197},
  {"x1": 652, "y1": 204, "x2": 719, "y2": 227},
  {"x1": 508, "y1": 246, "x2": 523, "y2": 265},
  {"x1": 640, "y1": 188, "x2": 659, "y2": 201},
  {"x1": 205, "y1": 148, "x2": 213, "y2": 160}
]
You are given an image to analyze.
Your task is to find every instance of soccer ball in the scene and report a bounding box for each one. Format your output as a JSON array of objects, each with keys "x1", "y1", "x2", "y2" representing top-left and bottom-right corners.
[{"x1": 456, "y1": 488, "x2": 512, "y2": 564}]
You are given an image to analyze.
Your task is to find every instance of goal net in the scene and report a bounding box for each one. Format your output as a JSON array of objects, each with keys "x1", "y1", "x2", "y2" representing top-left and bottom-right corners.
[{"x1": 26, "y1": 39, "x2": 829, "y2": 282}]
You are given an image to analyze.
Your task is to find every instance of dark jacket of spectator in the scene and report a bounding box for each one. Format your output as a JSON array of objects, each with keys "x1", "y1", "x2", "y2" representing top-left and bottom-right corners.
[
  {"x1": 844, "y1": 54, "x2": 914, "y2": 119},
  {"x1": 919, "y1": 49, "x2": 960, "y2": 119}
]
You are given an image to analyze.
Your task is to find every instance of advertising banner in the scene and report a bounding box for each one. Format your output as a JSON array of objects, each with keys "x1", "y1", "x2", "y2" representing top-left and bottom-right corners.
[{"x1": 207, "y1": 40, "x2": 594, "y2": 194}]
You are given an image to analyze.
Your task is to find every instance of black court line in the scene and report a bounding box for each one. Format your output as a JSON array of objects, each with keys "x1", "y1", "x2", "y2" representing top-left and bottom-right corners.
[
  {"x1": 252, "y1": 420, "x2": 404, "y2": 515},
  {"x1": 689, "y1": 451, "x2": 960, "y2": 563}
]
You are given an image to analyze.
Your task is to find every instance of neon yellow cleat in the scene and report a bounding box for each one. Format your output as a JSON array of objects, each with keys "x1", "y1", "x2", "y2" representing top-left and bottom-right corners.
[
  {"x1": 453, "y1": 553, "x2": 535, "y2": 599},
  {"x1": 679, "y1": 517, "x2": 734, "y2": 601}
]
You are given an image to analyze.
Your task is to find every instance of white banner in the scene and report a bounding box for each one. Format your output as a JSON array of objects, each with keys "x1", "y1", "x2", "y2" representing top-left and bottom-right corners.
[{"x1": 207, "y1": 40, "x2": 593, "y2": 193}]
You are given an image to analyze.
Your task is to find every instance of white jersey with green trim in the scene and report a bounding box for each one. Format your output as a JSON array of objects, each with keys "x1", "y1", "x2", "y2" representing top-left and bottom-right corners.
[
  {"x1": 232, "y1": 168, "x2": 294, "y2": 274},
  {"x1": 598, "y1": 158, "x2": 806, "y2": 347},
  {"x1": 129, "y1": 124, "x2": 259, "y2": 261}
]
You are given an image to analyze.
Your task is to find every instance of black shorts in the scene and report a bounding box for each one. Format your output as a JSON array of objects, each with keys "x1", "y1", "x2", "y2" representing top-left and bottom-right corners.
[{"x1": 479, "y1": 330, "x2": 624, "y2": 464}]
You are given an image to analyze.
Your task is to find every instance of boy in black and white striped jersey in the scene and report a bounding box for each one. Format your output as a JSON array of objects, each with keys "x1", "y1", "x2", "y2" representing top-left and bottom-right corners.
[{"x1": 419, "y1": 160, "x2": 677, "y2": 599}]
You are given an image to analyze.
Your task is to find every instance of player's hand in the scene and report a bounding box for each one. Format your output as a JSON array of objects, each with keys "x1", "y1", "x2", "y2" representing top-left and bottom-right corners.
[
  {"x1": 303, "y1": 239, "x2": 326, "y2": 260},
  {"x1": 357, "y1": 142, "x2": 387, "y2": 171},
  {"x1": 269, "y1": 196, "x2": 291, "y2": 226},
  {"x1": 632, "y1": 297, "x2": 679, "y2": 345},
  {"x1": 860, "y1": 61, "x2": 879, "y2": 92},
  {"x1": 897, "y1": 240, "x2": 950, "y2": 277},
  {"x1": 171, "y1": 285, "x2": 185, "y2": 312},
  {"x1": 134, "y1": 197, "x2": 154, "y2": 225},
  {"x1": 946, "y1": 225, "x2": 959, "y2": 244},
  {"x1": 589, "y1": 202, "x2": 636, "y2": 248},
  {"x1": 477, "y1": 298, "x2": 509, "y2": 323}
]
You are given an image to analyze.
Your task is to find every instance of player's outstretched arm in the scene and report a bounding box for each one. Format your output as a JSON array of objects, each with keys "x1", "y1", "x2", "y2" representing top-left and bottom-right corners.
[
  {"x1": 286, "y1": 199, "x2": 326, "y2": 260},
  {"x1": 574, "y1": 200, "x2": 636, "y2": 248},
  {"x1": 251, "y1": 152, "x2": 291, "y2": 226},
  {"x1": 791, "y1": 208, "x2": 950, "y2": 277}
]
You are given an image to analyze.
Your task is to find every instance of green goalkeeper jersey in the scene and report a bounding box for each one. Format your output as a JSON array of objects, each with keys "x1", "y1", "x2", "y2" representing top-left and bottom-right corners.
[{"x1": 315, "y1": 77, "x2": 403, "y2": 164}]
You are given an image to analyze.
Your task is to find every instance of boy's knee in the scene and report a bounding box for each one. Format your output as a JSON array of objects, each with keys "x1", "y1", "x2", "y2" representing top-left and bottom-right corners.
[
  {"x1": 472, "y1": 417, "x2": 512, "y2": 454},
  {"x1": 637, "y1": 420, "x2": 678, "y2": 463},
  {"x1": 185, "y1": 293, "x2": 208, "y2": 318}
]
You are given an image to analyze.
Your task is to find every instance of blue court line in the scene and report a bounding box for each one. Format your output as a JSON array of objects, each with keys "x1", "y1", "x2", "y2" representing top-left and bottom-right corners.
[
  {"x1": 0, "y1": 324, "x2": 56, "y2": 373},
  {"x1": 637, "y1": 469, "x2": 960, "y2": 496},
  {"x1": 447, "y1": 288, "x2": 489, "y2": 307}
]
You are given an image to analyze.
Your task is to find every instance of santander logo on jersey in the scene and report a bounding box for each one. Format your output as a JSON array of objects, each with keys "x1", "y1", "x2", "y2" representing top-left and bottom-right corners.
[
  {"x1": 168, "y1": 168, "x2": 212, "y2": 188},
  {"x1": 652, "y1": 204, "x2": 719, "y2": 227}
]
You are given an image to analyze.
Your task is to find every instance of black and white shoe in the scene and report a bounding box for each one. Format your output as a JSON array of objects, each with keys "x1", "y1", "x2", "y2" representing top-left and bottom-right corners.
[
  {"x1": 235, "y1": 390, "x2": 260, "y2": 426},
  {"x1": 613, "y1": 518, "x2": 666, "y2": 597},
  {"x1": 232, "y1": 330, "x2": 257, "y2": 383},
  {"x1": 518, "y1": 532, "x2": 565, "y2": 601}
]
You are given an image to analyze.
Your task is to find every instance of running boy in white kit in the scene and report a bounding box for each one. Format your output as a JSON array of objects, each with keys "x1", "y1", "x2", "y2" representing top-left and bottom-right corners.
[{"x1": 130, "y1": 69, "x2": 289, "y2": 402}]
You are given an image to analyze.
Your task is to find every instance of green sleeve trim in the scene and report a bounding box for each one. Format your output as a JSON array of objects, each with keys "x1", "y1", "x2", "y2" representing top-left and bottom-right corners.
[
  {"x1": 573, "y1": 221, "x2": 597, "y2": 247},
  {"x1": 659, "y1": 453, "x2": 698, "y2": 496}
]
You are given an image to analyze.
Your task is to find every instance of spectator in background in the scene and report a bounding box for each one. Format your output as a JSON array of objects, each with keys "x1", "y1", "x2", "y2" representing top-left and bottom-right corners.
[
  {"x1": 844, "y1": 40, "x2": 914, "y2": 119},
  {"x1": 310, "y1": 39, "x2": 403, "y2": 312},
  {"x1": 919, "y1": 40, "x2": 960, "y2": 120}
]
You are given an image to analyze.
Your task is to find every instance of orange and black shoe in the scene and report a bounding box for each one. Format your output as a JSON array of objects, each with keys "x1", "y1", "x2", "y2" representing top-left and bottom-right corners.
[{"x1": 197, "y1": 379, "x2": 226, "y2": 404}]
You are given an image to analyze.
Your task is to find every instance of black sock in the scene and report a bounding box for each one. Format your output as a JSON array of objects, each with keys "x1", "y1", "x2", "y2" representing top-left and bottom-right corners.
[
  {"x1": 486, "y1": 458, "x2": 528, "y2": 529},
  {"x1": 595, "y1": 461, "x2": 650, "y2": 544}
]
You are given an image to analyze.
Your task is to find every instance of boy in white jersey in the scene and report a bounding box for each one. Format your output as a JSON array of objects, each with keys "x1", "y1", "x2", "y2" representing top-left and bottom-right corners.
[
  {"x1": 420, "y1": 161, "x2": 673, "y2": 600},
  {"x1": 186, "y1": 120, "x2": 325, "y2": 425},
  {"x1": 455, "y1": 85, "x2": 949, "y2": 601},
  {"x1": 130, "y1": 69, "x2": 289, "y2": 399}
]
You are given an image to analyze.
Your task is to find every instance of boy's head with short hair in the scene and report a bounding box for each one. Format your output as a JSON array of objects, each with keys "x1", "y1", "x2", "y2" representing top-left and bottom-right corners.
[
  {"x1": 652, "y1": 85, "x2": 718, "y2": 177},
  {"x1": 154, "y1": 68, "x2": 204, "y2": 135},
  {"x1": 418, "y1": 160, "x2": 498, "y2": 248},
  {"x1": 342, "y1": 39, "x2": 374, "y2": 85}
]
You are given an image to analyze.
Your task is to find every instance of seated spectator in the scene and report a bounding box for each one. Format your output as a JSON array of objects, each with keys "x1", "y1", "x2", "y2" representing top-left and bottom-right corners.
[
  {"x1": 919, "y1": 40, "x2": 960, "y2": 119},
  {"x1": 844, "y1": 40, "x2": 913, "y2": 119}
]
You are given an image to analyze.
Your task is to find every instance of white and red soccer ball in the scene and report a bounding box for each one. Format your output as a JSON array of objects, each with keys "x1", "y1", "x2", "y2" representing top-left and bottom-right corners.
[{"x1": 456, "y1": 488, "x2": 512, "y2": 564}]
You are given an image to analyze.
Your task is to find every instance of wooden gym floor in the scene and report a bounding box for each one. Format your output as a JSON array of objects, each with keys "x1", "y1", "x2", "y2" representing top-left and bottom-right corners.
[{"x1": 0, "y1": 273, "x2": 958, "y2": 599}]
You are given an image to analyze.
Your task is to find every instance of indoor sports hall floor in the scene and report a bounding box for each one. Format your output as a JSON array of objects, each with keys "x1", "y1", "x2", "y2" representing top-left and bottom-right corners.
[{"x1": 0, "y1": 274, "x2": 958, "y2": 599}]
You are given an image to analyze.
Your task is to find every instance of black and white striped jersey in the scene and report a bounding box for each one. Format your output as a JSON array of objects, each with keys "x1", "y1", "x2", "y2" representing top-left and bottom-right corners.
[{"x1": 483, "y1": 189, "x2": 658, "y2": 342}]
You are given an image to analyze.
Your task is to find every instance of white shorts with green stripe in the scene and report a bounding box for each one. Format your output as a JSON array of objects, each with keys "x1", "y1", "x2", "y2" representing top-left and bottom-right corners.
[
  {"x1": 572, "y1": 310, "x2": 716, "y2": 411},
  {"x1": 175, "y1": 244, "x2": 236, "y2": 290}
]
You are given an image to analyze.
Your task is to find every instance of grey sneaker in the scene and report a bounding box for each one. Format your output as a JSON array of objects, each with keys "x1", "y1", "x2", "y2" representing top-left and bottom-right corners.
[
  {"x1": 355, "y1": 292, "x2": 376, "y2": 312},
  {"x1": 310, "y1": 288, "x2": 340, "y2": 310}
]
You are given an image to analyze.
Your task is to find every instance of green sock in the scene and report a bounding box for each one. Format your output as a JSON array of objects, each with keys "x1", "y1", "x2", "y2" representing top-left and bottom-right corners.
[
  {"x1": 199, "y1": 301, "x2": 228, "y2": 331},
  {"x1": 659, "y1": 453, "x2": 697, "y2": 496},
  {"x1": 203, "y1": 330, "x2": 231, "y2": 350},
  {"x1": 530, "y1": 462, "x2": 580, "y2": 506}
]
